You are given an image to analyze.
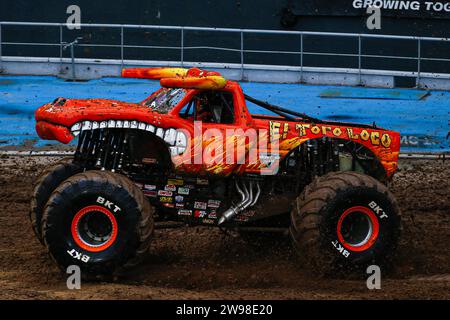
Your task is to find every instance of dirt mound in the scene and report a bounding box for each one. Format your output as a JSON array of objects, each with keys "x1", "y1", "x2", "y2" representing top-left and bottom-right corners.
[{"x1": 0, "y1": 156, "x2": 448, "y2": 299}]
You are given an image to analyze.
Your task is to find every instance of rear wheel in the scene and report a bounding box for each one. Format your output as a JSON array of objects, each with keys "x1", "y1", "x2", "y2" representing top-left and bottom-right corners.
[
  {"x1": 42, "y1": 170, "x2": 154, "y2": 279},
  {"x1": 290, "y1": 171, "x2": 401, "y2": 275},
  {"x1": 30, "y1": 159, "x2": 82, "y2": 244}
]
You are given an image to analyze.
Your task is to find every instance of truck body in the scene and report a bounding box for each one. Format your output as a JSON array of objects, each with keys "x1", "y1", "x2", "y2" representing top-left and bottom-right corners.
[{"x1": 31, "y1": 68, "x2": 402, "y2": 277}]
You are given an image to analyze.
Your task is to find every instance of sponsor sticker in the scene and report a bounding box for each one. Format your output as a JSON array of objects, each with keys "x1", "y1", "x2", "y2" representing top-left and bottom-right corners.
[
  {"x1": 175, "y1": 203, "x2": 184, "y2": 209},
  {"x1": 175, "y1": 195, "x2": 184, "y2": 203},
  {"x1": 194, "y1": 201, "x2": 207, "y2": 210},
  {"x1": 143, "y1": 190, "x2": 157, "y2": 197},
  {"x1": 202, "y1": 218, "x2": 215, "y2": 225},
  {"x1": 168, "y1": 179, "x2": 184, "y2": 186},
  {"x1": 144, "y1": 184, "x2": 156, "y2": 190},
  {"x1": 178, "y1": 187, "x2": 190, "y2": 195},
  {"x1": 197, "y1": 178, "x2": 209, "y2": 185},
  {"x1": 208, "y1": 211, "x2": 217, "y2": 219},
  {"x1": 165, "y1": 185, "x2": 177, "y2": 192},
  {"x1": 194, "y1": 210, "x2": 208, "y2": 218},
  {"x1": 208, "y1": 200, "x2": 221, "y2": 208},
  {"x1": 158, "y1": 190, "x2": 173, "y2": 196},
  {"x1": 159, "y1": 196, "x2": 173, "y2": 203},
  {"x1": 178, "y1": 209, "x2": 192, "y2": 216},
  {"x1": 259, "y1": 153, "x2": 281, "y2": 167}
]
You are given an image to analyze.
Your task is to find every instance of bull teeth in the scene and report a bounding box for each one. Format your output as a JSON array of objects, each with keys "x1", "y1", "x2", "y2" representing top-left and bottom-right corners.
[
  {"x1": 71, "y1": 123, "x2": 81, "y2": 132},
  {"x1": 176, "y1": 131, "x2": 187, "y2": 147},
  {"x1": 164, "y1": 128, "x2": 177, "y2": 145},
  {"x1": 82, "y1": 121, "x2": 92, "y2": 130},
  {"x1": 71, "y1": 120, "x2": 187, "y2": 156},
  {"x1": 156, "y1": 128, "x2": 164, "y2": 138}
]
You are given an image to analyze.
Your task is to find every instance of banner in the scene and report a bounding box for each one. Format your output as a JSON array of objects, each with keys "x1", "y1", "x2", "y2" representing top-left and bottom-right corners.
[{"x1": 291, "y1": 0, "x2": 450, "y2": 19}]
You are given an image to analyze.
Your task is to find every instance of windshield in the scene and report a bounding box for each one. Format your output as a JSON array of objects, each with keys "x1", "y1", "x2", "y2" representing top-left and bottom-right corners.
[{"x1": 143, "y1": 88, "x2": 187, "y2": 113}]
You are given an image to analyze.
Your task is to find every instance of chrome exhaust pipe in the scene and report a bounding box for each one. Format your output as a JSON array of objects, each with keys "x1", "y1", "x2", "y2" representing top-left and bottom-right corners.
[
  {"x1": 218, "y1": 180, "x2": 260, "y2": 225},
  {"x1": 249, "y1": 182, "x2": 261, "y2": 207}
]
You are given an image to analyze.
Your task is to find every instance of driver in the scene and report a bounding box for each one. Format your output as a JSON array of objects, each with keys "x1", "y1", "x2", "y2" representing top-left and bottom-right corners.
[{"x1": 195, "y1": 96, "x2": 214, "y2": 123}]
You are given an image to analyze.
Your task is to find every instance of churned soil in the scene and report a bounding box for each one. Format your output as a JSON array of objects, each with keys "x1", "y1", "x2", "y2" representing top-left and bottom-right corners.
[{"x1": 0, "y1": 155, "x2": 448, "y2": 299}]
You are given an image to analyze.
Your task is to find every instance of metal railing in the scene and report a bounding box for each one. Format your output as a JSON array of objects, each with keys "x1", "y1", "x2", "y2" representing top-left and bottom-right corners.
[{"x1": 1, "y1": 21, "x2": 450, "y2": 84}]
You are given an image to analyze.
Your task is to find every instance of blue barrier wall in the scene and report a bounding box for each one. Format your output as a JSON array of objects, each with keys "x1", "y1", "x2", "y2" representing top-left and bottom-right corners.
[{"x1": 0, "y1": 76, "x2": 448, "y2": 152}]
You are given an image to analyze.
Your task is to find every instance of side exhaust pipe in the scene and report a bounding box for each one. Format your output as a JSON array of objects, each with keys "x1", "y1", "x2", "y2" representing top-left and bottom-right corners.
[{"x1": 218, "y1": 180, "x2": 260, "y2": 225}]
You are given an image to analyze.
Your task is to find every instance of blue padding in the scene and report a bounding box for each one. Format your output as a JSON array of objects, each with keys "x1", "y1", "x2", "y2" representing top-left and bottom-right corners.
[
  {"x1": 319, "y1": 87, "x2": 430, "y2": 100},
  {"x1": 0, "y1": 76, "x2": 448, "y2": 152}
]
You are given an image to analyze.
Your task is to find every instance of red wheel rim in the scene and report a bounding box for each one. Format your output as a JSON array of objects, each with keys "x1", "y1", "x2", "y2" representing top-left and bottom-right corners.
[
  {"x1": 71, "y1": 205, "x2": 118, "y2": 252},
  {"x1": 336, "y1": 206, "x2": 379, "y2": 252}
]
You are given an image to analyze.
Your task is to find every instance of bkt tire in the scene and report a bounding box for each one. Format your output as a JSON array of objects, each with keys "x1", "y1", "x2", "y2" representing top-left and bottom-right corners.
[
  {"x1": 290, "y1": 171, "x2": 401, "y2": 275},
  {"x1": 42, "y1": 170, "x2": 154, "y2": 279},
  {"x1": 30, "y1": 159, "x2": 82, "y2": 244}
]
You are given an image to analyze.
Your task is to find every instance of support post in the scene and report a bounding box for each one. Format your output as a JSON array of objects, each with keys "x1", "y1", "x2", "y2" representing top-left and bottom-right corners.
[
  {"x1": 120, "y1": 26, "x2": 124, "y2": 69},
  {"x1": 240, "y1": 30, "x2": 244, "y2": 81},
  {"x1": 358, "y1": 35, "x2": 362, "y2": 86},
  {"x1": 416, "y1": 39, "x2": 421, "y2": 88},
  {"x1": 300, "y1": 33, "x2": 303, "y2": 83},
  {"x1": 181, "y1": 27, "x2": 184, "y2": 67},
  {"x1": 0, "y1": 23, "x2": 3, "y2": 73}
]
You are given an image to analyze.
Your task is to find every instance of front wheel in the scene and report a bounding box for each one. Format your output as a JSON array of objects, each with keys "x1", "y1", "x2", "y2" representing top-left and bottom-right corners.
[
  {"x1": 30, "y1": 158, "x2": 82, "y2": 244},
  {"x1": 290, "y1": 171, "x2": 401, "y2": 275},
  {"x1": 42, "y1": 170, "x2": 154, "y2": 279}
]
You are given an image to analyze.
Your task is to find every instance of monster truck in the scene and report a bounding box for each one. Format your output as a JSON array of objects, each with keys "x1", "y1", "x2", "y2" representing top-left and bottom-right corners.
[{"x1": 32, "y1": 67, "x2": 401, "y2": 278}]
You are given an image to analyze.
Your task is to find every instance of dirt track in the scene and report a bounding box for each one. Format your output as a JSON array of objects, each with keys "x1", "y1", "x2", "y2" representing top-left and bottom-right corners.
[{"x1": 0, "y1": 156, "x2": 449, "y2": 299}]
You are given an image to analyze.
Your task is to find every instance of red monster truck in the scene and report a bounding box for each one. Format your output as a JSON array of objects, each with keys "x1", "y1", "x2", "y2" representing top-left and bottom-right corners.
[{"x1": 32, "y1": 67, "x2": 401, "y2": 278}]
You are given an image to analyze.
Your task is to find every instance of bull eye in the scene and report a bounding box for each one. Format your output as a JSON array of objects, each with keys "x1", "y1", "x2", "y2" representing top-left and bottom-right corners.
[{"x1": 176, "y1": 131, "x2": 187, "y2": 147}]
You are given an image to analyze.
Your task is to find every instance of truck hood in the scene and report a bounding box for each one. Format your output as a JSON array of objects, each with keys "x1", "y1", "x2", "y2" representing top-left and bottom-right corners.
[
  {"x1": 35, "y1": 97, "x2": 174, "y2": 144},
  {"x1": 35, "y1": 98, "x2": 156, "y2": 125}
]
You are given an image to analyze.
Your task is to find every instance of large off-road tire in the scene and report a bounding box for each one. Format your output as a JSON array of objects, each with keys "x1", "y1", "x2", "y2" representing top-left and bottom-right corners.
[
  {"x1": 30, "y1": 159, "x2": 82, "y2": 244},
  {"x1": 290, "y1": 171, "x2": 401, "y2": 275},
  {"x1": 42, "y1": 170, "x2": 154, "y2": 279}
]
